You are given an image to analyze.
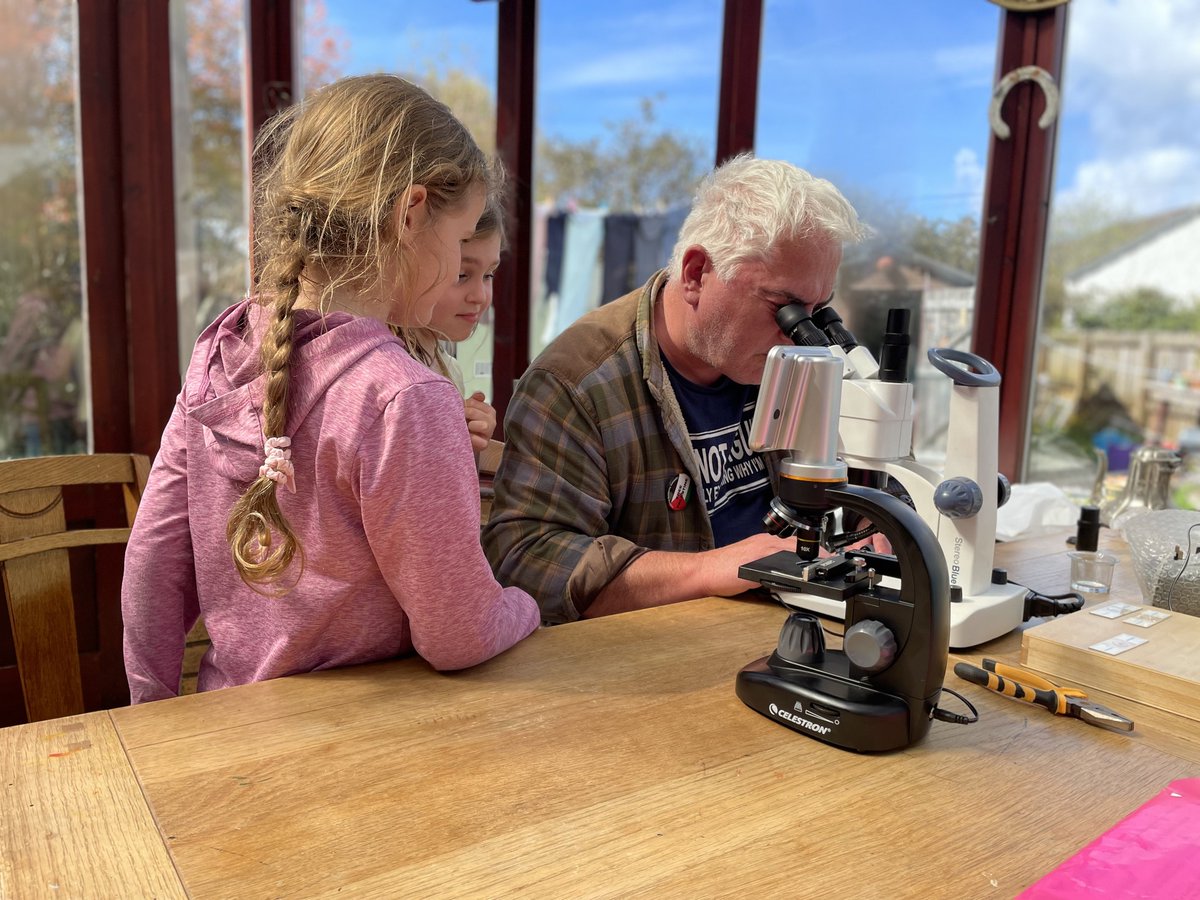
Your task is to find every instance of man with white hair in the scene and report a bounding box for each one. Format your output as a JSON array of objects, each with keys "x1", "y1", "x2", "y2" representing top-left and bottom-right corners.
[{"x1": 483, "y1": 154, "x2": 867, "y2": 624}]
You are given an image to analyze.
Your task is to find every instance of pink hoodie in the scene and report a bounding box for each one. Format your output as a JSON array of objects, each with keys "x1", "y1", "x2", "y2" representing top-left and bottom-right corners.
[{"x1": 122, "y1": 300, "x2": 539, "y2": 703}]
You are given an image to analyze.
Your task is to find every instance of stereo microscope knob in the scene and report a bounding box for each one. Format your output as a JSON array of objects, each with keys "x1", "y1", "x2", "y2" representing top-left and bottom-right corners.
[
  {"x1": 997, "y1": 472, "x2": 1012, "y2": 508},
  {"x1": 843, "y1": 620, "x2": 897, "y2": 673},
  {"x1": 934, "y1": 476, "x2": 983, "y2": 519}
]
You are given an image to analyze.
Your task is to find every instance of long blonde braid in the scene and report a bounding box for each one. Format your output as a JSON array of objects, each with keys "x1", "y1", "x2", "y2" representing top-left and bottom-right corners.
[{"x1": 225, "y1": 236, "x2": 305, "y2": 590}]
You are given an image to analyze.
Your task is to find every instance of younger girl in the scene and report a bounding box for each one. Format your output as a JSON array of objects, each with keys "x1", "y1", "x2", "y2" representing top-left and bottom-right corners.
[
  {"x1": 407, "y1": 199, "x2": 505, "y2": 451},
  {"x1": 121, "y1": 75, "x2": 540, "y2": 703}
]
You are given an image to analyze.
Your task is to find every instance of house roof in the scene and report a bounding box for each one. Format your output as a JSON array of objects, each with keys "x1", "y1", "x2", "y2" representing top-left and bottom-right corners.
[
  {"x1": 1066, "y1": 206, "x2": 1200, "y2": 281},
  {"x1": 849, "y1": 250, "x2": 975, "y2": 292}
]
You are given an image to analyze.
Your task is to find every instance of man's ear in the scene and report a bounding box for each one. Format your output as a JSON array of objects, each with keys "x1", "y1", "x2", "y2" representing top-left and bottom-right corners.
[
  {"x1": 679, "y1": 246, "x2": 710, "y2": 308},
  {"x1": 397, "y1": 184, "x2": 430, "y2": 233}
]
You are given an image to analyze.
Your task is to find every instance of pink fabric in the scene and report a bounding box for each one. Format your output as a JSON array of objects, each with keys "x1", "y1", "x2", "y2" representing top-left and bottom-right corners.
[
  {"x1": 122, "y1": 300, "x2": 539, "y2": 703},
  {"x1": 1019, "y1": 779, "x2": 1200, "y2": 898}
]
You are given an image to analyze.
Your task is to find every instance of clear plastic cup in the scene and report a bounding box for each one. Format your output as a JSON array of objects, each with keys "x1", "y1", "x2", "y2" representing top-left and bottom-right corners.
[{"x1": 1069, "y1": 550, "x2": 1118, "y2": 594}]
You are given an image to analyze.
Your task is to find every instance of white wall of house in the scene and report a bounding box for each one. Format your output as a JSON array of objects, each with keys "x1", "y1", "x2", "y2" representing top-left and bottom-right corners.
[{"x1": 1067, "y1": 214, "x2": 1200, "y2": 306}]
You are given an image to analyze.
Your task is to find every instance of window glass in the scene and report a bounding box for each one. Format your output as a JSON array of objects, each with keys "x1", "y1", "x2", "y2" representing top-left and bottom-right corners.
[
  {"x1": 757, "y1": 2, "x2": 1000, "y2": 463},
  {"x1": 0, "y1": 1, "x2": 88, "y2": 458},
  {"x1": 301, "y1": 0, "x2": 499, "y2": 400},
  {"x1": 532, "y1": 1, "x2": 722, "y2": 355},
  {"x1": 1029, "y1": 0, "x2": 1200, "y2": 512},
  {"x1": 170, "y1": 0, "x2": 251, "y2": 371}
]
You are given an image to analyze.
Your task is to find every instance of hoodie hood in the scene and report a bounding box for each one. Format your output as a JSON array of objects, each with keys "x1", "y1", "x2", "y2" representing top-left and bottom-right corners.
[{"x1": 184, "y1": 299, "x2": 400, "y2": 483}]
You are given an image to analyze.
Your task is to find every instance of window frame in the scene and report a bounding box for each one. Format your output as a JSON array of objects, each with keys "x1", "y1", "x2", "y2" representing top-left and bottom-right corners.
[{"x1": 75, "y1": 0, "x2": 1066, "y2": 479}]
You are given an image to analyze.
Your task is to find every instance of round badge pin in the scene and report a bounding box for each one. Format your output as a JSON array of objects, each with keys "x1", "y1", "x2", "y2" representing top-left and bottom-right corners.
[{"x1": 666, "y1": 473, "x2": 691, "y2": 511}]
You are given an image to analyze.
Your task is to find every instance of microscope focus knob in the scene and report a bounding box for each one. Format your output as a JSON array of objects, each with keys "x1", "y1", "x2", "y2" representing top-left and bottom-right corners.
[
  {"x1": 843, "y1": 620, "x2": 897, "y2": 673},
  {"x1": 934, "y1": 476, "x2": 983, "y2": 519},
  {"x1": 777, "y1": 612, "x2": 826, "y2": 665}
]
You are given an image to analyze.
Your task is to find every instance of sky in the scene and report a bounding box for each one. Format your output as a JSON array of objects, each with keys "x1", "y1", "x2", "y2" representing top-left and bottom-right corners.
[{"x1": 311, "y1": 0, "x2": 1200, "y2": 224}]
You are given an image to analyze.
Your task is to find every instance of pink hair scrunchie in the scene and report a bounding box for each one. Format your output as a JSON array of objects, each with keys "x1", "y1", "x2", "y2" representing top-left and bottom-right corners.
[{"x1": 260, "y1": 436, "x2": 296, "y2": 494}]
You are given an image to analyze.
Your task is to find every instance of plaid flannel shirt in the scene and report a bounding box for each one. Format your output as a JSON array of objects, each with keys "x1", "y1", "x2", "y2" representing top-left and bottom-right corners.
[{"x1": 483, "y1": 270, "x2": 780, "y2": 624}]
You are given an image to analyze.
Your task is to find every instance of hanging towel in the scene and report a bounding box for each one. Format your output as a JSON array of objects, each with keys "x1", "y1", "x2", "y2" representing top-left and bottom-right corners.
[
  {"x1": 602, "y1": 213, "x2": 639, "y2": 304},
  {"x1": 544, "y1": 211, "x2": 567, "y2": 298},
  {"x1": 632, "y1": 211, "x2": 670, "y2": 288},
  {"x1": 556, "y1": 210, "x2": 606, "y2": 331}
]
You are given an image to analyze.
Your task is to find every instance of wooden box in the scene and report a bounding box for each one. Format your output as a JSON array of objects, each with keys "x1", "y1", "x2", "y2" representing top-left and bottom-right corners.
[{"x1": 1020, "y1": 607, "x2": 1200, "y2": 727}]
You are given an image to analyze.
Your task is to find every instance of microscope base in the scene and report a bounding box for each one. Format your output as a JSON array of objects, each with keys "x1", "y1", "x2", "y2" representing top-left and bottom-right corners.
[
  {"x1": 774, "y1": 579, "x2": 1028, "y2": 649},
  {"x1": 736, "y1": 656, "x2": 915, "y2": 753}
]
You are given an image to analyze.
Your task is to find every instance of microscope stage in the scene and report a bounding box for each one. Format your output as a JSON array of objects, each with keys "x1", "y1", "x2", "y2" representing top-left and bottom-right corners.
[{"x1": 774, "y1": 578, "x2": 1028, "y2": 649}]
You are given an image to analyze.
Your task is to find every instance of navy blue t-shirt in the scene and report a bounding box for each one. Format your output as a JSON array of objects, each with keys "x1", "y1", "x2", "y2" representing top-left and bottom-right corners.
[{"x1": 662, "y1": 356, "x2": 772, "y2": 547}]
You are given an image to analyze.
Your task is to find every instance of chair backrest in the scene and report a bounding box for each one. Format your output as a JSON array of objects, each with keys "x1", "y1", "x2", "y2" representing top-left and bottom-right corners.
[
  {"x1": 478, "y1": 439, "x2": 504, "y2": 525},
  {"x1": 0, "y1": 453, "x2": 149, "y2": 722}
]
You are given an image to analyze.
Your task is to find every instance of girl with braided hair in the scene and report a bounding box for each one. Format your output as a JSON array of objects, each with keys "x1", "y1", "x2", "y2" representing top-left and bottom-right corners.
[{"x1": 122, "y1": 75, "x2": 540, "y2": 703}]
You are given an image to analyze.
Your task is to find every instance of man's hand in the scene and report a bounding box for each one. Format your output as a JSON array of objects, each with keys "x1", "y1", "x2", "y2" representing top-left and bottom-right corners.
[
  {"x1": 464, "y1": 391, "x2": 496, "y2": 453},
  {"x1": 586, "y1": 532, "x2": 798, "y2": 618},
  {"x1": 700, "y1": 532, "x2": 799, "y2": 597}
]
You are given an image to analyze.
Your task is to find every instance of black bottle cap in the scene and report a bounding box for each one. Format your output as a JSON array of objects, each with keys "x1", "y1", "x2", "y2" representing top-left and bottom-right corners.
[{"x1": 1076, "y1": 505, "x2": 1101, "y2": 553}]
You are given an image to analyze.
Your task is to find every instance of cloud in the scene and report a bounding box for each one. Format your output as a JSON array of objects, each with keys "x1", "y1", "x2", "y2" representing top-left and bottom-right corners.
[
  {"x1": 1057, "y1": 0, "x2": 1200, "y2": 214},
  {"x1": 544, "y1": 44, "x2": 712, "y2": 91},
  {"x1": 594, "y1": 5, "x2": 707, "y2": 35},
  {"x1": 762, "y1": 42, "x2": 993, "y2": 90},
  {"x1": 933, "y1": 42, "x2": 995, "y2": 87},
  {"x1": 1058, "y1": 145, "x2": 1200, "y2": 213},
  {"x1": 954, "y1": 147, "x2": 986, "y2": 214}
]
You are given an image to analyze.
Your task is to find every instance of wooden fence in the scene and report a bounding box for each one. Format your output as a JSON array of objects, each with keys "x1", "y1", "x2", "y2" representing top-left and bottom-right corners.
[{"x1": 1036, "y1": 330, "x2": 1200, "y2": 443}]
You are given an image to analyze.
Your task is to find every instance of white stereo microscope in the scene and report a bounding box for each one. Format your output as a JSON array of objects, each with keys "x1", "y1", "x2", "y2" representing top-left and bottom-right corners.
[{"x1": 769, "y1": 304, "x2": 1055, "y2": 649}]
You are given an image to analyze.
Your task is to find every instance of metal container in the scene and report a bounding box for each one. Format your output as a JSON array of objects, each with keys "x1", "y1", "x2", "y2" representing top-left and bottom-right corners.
[{"x1": 1102, "y1": 446, "x2": 1183, "y2": 526}]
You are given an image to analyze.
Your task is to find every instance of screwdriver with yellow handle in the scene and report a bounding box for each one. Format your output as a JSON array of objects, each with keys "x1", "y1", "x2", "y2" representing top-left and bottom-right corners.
[{"x1": 953, "y1": 658, "x2": 1134, "y2": 732}]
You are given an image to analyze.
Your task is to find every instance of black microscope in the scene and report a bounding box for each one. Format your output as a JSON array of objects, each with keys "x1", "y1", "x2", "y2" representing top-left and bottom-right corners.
[{"x1": 735, "y1": 311, "x2": 951, "y2": 753}]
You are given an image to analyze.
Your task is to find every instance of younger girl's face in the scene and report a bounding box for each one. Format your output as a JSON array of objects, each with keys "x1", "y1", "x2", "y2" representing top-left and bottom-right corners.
[
  {"x1": 428, "y1": 232, "x2": 502, "y2": 342},
  {"x1": 391, "y1": 187, "x2": 486, "y2": 328}
]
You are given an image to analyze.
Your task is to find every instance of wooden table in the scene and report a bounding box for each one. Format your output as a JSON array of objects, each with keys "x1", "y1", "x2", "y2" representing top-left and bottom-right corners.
[{"x1": 4, "y1": 534, "x2": 1198, "y2": 899}]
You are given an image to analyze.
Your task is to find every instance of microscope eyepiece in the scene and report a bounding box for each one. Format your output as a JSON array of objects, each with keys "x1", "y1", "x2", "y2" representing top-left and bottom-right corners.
[
  {"x1": 812, "y1": 306, "x2": 858, "y2": 351},
  {"x1": 776, "y1": 304, "x2": 829, "y2": 347},
  {"x1": 877, "y1": 307, "x2": 911, "y2": 383}
]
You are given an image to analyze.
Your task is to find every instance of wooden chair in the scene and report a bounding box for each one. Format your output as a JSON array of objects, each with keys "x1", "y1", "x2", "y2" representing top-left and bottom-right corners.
[
  {"x1": 0, "y1": 454, "x2": 149, "y2": 722},
  {"x1": 478, "y1": 439, "x2": 504, "y2": 525}
]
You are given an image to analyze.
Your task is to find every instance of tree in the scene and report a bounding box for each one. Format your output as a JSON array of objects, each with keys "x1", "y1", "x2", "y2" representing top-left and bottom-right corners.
[
  {"x1": 301, "y1": 0, "x2": 348, "y2": 93},
  {"x1": 405, "y1": 61, "x2": 496, "y2": 156},
  {"x1": 837, "y1": 189, "x2": 981, "y2": 293},
  {"x1": 1078, "y1": 287, "x2": 1200, "y2": 332},
  {"x1": 0, "y1": 0, "x2": 79, "y2": 331},
  {"x1": 408, "y1": 63, "x2": 705, "y2": 212},
  {"x1": 178, "y1": 0, "x2": 346, "y2": 332},
  {"x1": 537, "y1": 97, "x2": 705, "y2": 210},
  {"x1": 0, "y1": 1, "x2": 345, "y2": 455},
  {"x1": 909, "y1": 215, "x2": 979, "y2": 276},
  {"x1": 0, "y1": 1, "x2": 83, "y2": 455}
]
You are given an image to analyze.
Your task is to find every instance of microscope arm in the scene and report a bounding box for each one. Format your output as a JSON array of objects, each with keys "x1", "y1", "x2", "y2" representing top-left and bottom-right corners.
[
  {"x1": 826, "y1": 484, "x2": 950, "y2": 703},
  {"x1": 839, "y1": 349, "x2": 1005, "y2": 598}
]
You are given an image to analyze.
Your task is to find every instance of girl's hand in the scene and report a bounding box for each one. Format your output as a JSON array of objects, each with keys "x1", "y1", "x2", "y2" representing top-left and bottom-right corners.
[{"x1": 464, "y1": 391, "x2": 496, "y2": 452}]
